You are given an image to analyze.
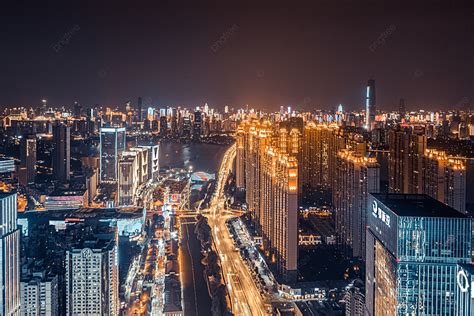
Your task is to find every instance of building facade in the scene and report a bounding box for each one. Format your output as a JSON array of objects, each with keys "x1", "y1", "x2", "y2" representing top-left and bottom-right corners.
[
  {"x1": 334, "y1": 149, "x2": 380, "y2": 259},
  {"x1": 100, "y1": 127, "x2": 126, "y2": 183},
  {"x1": 0, "y1": 192, "x2": 21, "y2": 316},
  {"x1": 52, "y1": 122, "x2": 70, "y2": 183},
  {"x1": 118, "y1": 152, "x2": 139, "y2": 206},
  {"x1": 261, "y1": 147, "x2": 298, "y2": 282},
  {"x1": 65, "y1": 239, "x2": 119, "y2": 316},
  {"x1": 20, "y1": 273, "x2": 58, "y2": 316},
  {"x1": 424, "y1": 149, "x2": 466, "y2": 213},
  {"x1": 388, "y1": 126, "x2": 426, "y2": 194},
  {"x1": 19, "y1": 134, "x2": 36, "y2": 186},
  {"x1": 365, "y1": 193, "x2": 471, "y2": 316}
]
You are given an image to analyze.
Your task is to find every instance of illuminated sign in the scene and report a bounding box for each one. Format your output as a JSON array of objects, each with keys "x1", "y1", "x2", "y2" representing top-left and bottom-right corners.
[
  {"x1": 458, "y1": 270, "x2": 469, "y2": 293},
  {"x1": 372, "y1": 200, "x2": 391, "y2": 227}
]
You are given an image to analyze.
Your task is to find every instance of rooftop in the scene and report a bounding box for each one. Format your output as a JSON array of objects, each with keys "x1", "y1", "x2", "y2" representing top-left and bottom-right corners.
[{"x1": 372, "y1": 193, "x2": 466, "y2": 218}]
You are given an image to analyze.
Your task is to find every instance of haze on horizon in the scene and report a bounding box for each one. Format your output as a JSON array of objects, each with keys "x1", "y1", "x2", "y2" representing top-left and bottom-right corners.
[{"x1": 1, "y1": 0, "x2": 473, "y2": 111}]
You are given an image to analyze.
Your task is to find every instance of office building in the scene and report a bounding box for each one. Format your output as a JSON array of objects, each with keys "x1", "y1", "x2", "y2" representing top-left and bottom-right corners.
[
  {"x1": 100, "y1": 127, "x2": 126, "y2": 183},
  {"x1": 243, "y1": 121, "x2": 272, "y2": 232},
  {"x1": 19, "y1": 134, "x2": 36, "y2": 186},
  {"x1": 424, "y1": 149, "x2": 466, "y2": 213},
  {"x1": 261, "y1": 147, "x2": 298, "y2": 282},
  {"x1": 118, "y1": 152, "x2": 139, "y2": 206},
  {"x1": 388, "y1": 126, "x2": 426, "y2": 194},
  {"x1": 0, "y1": 192, "x2": 21, "y2": 316},
  {"x1": 365, "y1": 79, "x2": 376, "y2": 131},
  {"x1": 130, "y1": 147, "x2": 149, "y2": 184},
  {"x1": 192, "y1": 110, "x2": 202, "y2": 140},
  {"x1": 365, "y1": 194, "x2": 471, "y2": 316},
  {"x1": 334, "y1": 149, "x2": 380, "y2": 258},
  {"x1": 65, "y1": 238, "x2": 119, "y2": 316},
  {"x1": 52, "y1": 122, "x2": 70, "y2": 182},
  {"x1": 399, "y1": 98, "x2": 406, "y2": 117},
  {"x1": 138, "y1": 144, "x2": 160, "y2": 181},
  {"x1": 20, "y1": 272, "x2": 58, "y2": 316}
]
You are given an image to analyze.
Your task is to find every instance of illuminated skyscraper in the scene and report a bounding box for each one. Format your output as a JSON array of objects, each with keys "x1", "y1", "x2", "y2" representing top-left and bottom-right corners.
[
  {"x1": 235, "y1": 123, "x2": 247, "y2": 190},
  {"x1": 424, "y1": 149, "x2": 466, "y2": 213},
  {"x1": 261, "y1": 147, "x2": 298, "y2": 282},
  {"x1": 334, "y1": 149, "x2": 379, "y2": 259},
  {"x1": 118, "y1": 152, "x2": 139, "y2": 206},
  {"x1": 365, "y1": 194, "x2": 471, "y2": 316},
  {"x1": 19, "y1": 134, "x2": 36, "y2": 186},
  {"x1": 0, "y1": 192, "x2": 21, "y2": 316},
  {"x1": 52, "y1": 122, "x2": 70, "y2": 183},
  {"x1": 365, "y1": 79, "x2": 376, "y2": 131},
  {"x1": 388, "y1": 126, "x2": 426, "y2": 194},
  {"x1": 301, "y1": 123, "x2": 339, "y2": 188},
  {"x1": 99, "y1": 127, "x2": 126, "y2": 183}
]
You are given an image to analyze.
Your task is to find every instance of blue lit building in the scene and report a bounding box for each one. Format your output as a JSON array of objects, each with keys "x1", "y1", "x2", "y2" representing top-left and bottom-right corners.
[
  {"x1": 456, "y1": 264, "x2": 474, "y2": 316},
  {"x1": 365, "y1": 193, "x2": 472, "y2": 316}
]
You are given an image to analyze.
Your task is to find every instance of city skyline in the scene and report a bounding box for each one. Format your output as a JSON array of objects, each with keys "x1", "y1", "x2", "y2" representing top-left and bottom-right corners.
[
  {"x1": 1, "y1": 2, "x2": 474, "y2": 315},
  {"x1": 1, "y1": 1, "x2": 473, "y2": 110}
]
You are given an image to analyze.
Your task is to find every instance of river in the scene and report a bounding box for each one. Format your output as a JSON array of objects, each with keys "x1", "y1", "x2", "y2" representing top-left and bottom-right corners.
[{"x1": 159, "y1": 142, "x2": 230, "y2": 174}]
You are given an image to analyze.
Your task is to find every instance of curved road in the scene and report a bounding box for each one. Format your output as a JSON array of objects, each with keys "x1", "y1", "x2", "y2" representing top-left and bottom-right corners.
[{"x1": 206, "y1": 144, "x2": 268, "y2": 316}]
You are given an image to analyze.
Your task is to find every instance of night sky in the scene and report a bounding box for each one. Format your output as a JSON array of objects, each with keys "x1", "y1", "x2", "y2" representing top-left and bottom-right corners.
[{"x1": 1, "y1": 1, "x2": 473, "y2": 111}]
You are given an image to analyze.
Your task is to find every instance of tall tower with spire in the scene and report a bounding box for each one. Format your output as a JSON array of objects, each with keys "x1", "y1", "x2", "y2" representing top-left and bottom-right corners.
[{"x1": 365, "y1": 79, "x2": 376, "y2": 131}]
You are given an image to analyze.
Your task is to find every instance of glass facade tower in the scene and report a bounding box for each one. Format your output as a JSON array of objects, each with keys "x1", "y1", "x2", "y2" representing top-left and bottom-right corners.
[{"x1": 366, "y1": 193, "x2": 472, "y2": 316}]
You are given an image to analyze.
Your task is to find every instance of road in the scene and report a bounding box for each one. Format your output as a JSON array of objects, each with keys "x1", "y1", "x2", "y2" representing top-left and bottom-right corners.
[
  {"x1": 180, "y1": 216, "x2": 213, "y2": 316},
  {"x1": 206, "y1": 144, "x2": 269, "y2": 316}
]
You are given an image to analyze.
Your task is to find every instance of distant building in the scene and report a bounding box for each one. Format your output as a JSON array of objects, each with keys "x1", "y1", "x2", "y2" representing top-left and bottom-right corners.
[
  {"x1": 192, "y1": 111, "x2": 202, "y2": 140},
  {"x1": 65, "y1": 238, "x2": 119, "y2": 316},
  {"x1": 365, "y1": 79, "x2": 376, "y2": 131},
  {"x1": 19, "y1": 134, "x2": 36, "y2": 186},
  {"x1": 0, "y1": 192, "x2": 21, "y2": 315},
  {"x1": 334, "y1": 149, "x2": 379, "y2": 259},
  {"x1": 52, "y1": 122, "x2": 70, "y2": 182},
  {"x1": 365, "y1": 193, "x2": 471, "y2": 316},
  {"x1": 20, "y1": 272, "x2": 58, "y2": 316},
  {"x1": 100, "y1": 127, "x2": 126, "y2": 183},
  {"x1": 399, "y1": 98, "x2": 406, "y2": 117},
  {"x1": 160, "y1": 115, "x2": 168, "y2": 136}
]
